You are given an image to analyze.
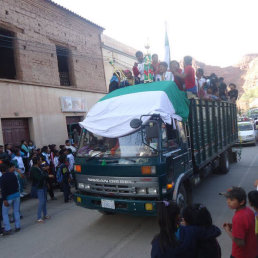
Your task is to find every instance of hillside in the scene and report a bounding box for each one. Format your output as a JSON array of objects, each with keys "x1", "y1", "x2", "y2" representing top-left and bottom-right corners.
[{"x1": 194, "y1": 54, "x2": 258, "y2": 110}]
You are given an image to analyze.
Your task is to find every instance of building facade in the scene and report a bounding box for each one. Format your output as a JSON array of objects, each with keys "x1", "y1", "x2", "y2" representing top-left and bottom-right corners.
[
  {"x1": 0, "y1": 0, "x2": 106, "y2": 147},
  {"x1": 101, "y1": 35, "x2": 137, "y2": 90}
]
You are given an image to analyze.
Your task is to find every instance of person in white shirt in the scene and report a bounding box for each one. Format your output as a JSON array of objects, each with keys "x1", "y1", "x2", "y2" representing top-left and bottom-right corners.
[
  {"x1": 66, "y1": 149, "x2": 74, "y2": 173},
  {"x1": 12, "y1": 149, "x2": 25, "y2": 174},
  {"x1": 41, "y1": 146, "x2": 50, "y2": 165},
  {"x1": 195, "y1": 68, "x2": 206, "y2": 96},
  {"x1": 133, "y1": 51, "x2": 145, "y2": 83},
  {"x1": 65, "y1": 140, "x2": 76, "y2": 153},
  {"x1": 53, "y1": 151, "x2": 59, "y2": 171},
  {"x1": 155, "y1": 62, "x2": 174, "y2": 82}
]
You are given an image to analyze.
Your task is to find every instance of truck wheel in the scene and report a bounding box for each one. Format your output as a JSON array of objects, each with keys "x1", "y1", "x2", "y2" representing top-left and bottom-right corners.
[
  {"x1": 98, "y1": 210, "x2": 115, "y2": 215},
  {"x1": 176, "y1": 185, "x2": 187, "y2": 209},
  {"x1": 228, "y1": 149, "x2": 237, "y2": 163},
  {"x1": 218, "y1": 151, "x2": 230, "y2": 174}
]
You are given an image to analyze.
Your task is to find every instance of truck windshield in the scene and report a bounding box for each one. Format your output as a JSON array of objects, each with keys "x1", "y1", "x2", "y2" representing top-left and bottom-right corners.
[
  {"x1": 238, "y1": 124, "x2": 253, "y2": 131},
  {"x1": 77, "y1": 129, "x2": 159, "y2": 158}
]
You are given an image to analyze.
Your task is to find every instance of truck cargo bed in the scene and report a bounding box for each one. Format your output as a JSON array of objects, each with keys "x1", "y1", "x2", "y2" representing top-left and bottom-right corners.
[{"x1": 189, "y1": 99, "x2": 238, "y2": 170}]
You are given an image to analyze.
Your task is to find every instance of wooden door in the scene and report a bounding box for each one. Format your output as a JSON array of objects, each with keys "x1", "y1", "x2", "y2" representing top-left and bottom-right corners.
[{"x1": 1, "y1": 118, "x2": 30, "y2": 146}]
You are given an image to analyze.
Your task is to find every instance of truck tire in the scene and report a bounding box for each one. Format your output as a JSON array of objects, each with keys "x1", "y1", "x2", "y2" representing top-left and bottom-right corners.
[
  {"x1": 228, "y1": 149, "x2": 237, "y2": 163},
  {"x1": 176, "y1": 185, "x2": 187, "y2": 209},
  {"x1": 218, "y1": 151, "x2": 230, "y2": 174}
]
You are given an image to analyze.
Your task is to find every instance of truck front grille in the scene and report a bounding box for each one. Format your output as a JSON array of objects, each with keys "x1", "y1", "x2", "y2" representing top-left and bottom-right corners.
[{"x1": 76, "y1": 174, "x2": 159, "y2": 197}]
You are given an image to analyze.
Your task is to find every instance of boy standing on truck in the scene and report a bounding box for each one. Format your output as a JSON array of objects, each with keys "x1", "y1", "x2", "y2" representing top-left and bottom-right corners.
[
  {"x1": 223, "y1": 187, "x2": 257, "y2": 258},
  {"x1": 133, "y1": 51, "x2": 145, "y2": 83},
  {"x1": 174, "y1": 56, "x2": 197, "y2": 97}
]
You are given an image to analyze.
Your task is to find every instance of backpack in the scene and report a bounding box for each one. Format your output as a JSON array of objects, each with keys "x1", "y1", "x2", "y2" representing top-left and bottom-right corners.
[{"x1": 56, "y1": 165, "x2": 63, "y2": 183}]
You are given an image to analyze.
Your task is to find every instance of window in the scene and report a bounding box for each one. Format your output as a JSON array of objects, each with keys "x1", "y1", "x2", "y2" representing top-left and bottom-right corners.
[
  {"x1": 0, "y1": 28, "x2": 16, "y2": 79},
  {"x1": 56, "y1": 45, "x2": 71, "y2": 86},
  {"x1": 177, "y1": 121, "x2": 187, "y2": 143},
  {"x1": 161, "y1": 122, "x2": 179, "y2": 150}
]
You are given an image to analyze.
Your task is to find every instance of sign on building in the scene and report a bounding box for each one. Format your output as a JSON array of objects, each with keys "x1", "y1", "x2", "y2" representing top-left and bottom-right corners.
[{"x1": 60, "y1": 96, "x2": 87, "y2": 112}]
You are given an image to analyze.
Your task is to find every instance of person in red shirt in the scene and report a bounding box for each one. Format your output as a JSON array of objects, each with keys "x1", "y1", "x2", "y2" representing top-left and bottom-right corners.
[
  {"x1": 174, "y1": 56, "x2": 197, "y2": 96},
  {"x1": 170, "y1": 60, "x2": 184, "y2": 91},
  {"x1": 223, "y1": 187, "x2": 257, "y2": 258}
]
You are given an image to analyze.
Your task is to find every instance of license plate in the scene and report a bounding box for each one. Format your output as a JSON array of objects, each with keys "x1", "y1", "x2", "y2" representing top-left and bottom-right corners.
[{"x1": 101, "y1": 199, "x2": 115, "y2": 210}]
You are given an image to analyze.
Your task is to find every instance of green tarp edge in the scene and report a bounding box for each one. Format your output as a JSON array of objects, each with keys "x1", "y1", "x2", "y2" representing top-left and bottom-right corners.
[{"x1": 100, "y1": 81, "x2": 190, "y2": 122}]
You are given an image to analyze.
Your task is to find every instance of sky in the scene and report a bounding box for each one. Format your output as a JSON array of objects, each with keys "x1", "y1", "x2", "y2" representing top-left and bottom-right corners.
[{"x1": 53, "y1": 0, "x2": 258, "y2": 67}]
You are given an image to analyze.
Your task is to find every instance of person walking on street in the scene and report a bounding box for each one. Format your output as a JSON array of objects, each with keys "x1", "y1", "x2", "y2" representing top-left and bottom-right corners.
[
  {"x1": 30, "y1": 156, "x2": 53, "y2": 223},
  {"x1": 0, "y1": 160, "x2": 21, "y2": 235},
  {"x1": 57, "y1": 155, "x2": 71, "y2": 203}
]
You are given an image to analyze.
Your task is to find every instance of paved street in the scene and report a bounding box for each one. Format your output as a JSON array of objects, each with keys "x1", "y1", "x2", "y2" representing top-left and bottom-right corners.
[{"x1": 0, "y1": 145, "x2": 257, "y2": 258}]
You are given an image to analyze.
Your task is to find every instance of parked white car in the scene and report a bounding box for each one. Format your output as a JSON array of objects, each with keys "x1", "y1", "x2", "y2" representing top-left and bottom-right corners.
[{"x1": 238, "y1": 121, "x2": 256, "y2": 145}]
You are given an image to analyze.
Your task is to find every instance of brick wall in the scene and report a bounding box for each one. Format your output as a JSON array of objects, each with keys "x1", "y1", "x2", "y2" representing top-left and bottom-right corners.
[{"x1": 0, "y1": 0, "x2": 106, "y2": 92}]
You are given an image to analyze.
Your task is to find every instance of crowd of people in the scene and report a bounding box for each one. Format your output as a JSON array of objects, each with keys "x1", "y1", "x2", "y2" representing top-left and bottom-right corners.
[
  {"x1": 109, "y1": 52, "x2": 239, "y2": 104},
  {"x1": 151, "y1": 185, "x2": 258, "y2": 258},
  {"x1": 0, "y1": 139, "x2": 77, "y2": 235}
]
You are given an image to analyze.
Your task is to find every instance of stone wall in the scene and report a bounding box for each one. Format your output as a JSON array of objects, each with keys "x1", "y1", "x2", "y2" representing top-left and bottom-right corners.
[{"x1": 0, "y1": 0, "x2": 106, "y2": 92}]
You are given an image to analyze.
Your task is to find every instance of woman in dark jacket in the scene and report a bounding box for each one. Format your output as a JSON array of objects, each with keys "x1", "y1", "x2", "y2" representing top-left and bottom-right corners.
[{"x1": 30, "y1": 156, "x2": 53, "y2": 223}]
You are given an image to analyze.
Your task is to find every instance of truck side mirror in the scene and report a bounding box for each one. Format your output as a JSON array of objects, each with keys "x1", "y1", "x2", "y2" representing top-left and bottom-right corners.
[{"x1": 130, "y1": 119, "x2": 142, "y2": 129}]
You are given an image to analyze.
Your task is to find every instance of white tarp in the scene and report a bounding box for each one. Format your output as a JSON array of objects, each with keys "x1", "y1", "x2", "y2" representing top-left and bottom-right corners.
[{"x1": 79, "y1": 91, "x2": 181, "y2": 138}]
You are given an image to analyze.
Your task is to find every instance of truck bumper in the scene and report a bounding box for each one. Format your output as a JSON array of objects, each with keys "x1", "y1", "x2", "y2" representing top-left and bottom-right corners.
[{"x1": 74, "y1": 192, "x2": 157, "y2": 216}]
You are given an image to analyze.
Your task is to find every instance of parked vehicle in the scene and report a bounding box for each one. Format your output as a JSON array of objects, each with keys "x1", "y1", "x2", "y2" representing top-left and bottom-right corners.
[
  {"x1": 73, "y1": 81, "x2": 238, "y2": 215},
  {"x1": 237, "y1": 121, "x2": 256, "y2": 145}
]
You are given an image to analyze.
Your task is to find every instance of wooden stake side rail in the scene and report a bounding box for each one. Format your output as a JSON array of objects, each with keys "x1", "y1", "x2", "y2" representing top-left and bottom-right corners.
[{"x1": 188, "y1": 99, "x2": 238, "y2": 170}]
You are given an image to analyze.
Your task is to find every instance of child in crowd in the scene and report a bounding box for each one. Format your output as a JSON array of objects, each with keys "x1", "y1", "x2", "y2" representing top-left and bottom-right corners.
[
  {"x1": 170, "y1": 60, "x2": 184, "y2": 91},
  {"x1": 12, "y1": 149, "x2": 26, "y2": 194},
  {"x1": 180, "y1": 205, "x2": 221, "y2": 258},
  {"x1": 248, "y1": 190, "x2": 258, "y2": 239},
  {"x1": 12, "y1": 149, "x2": 25, "y2": 174},
  {"x1": 152, "y1": 53, "x2": 160, "y2": 79},
  {"x1": 133, "y1": 51, "x2": 144, "y2": 83},
  {"x1": 192, "y1": 204, "x2": 221, "y2": 258},
  {"x1": 151, "y1": 201, "x2": 221, "y2": 258},
  {"x1": 151, "y1": 201, "x2": 181, "y2": 258},
  {"x1": 0, "y1": 160, "x2": 21, "y2": 235},
  {"x1": 174, "y1": 56, "x2": 197, "y2": 97},
  {"x1": 228, "y1": 83, "x2": 238, "y2": 103},
  {"x1": 57, "y1": 155, "x2": 71, "y2": 203},
  {"x1": 53, "y1": 150, "x2": 60, "y2": 173},
  {"x1": 155, "y1": 62, "x2": 173, "y2": 82},
  {"x1": 223, "y1": 187, "x2": 257, "y2": 258}
]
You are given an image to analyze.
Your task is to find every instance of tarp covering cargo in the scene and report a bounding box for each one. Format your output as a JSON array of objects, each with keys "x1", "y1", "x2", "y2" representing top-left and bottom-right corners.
[{"x1": 79, "y1": 81, "x2": 189, "y2": 138}]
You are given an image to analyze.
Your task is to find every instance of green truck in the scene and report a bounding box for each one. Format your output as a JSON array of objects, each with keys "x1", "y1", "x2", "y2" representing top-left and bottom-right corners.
[{"x1": 73, "y1": 81, "x2": 238, "y2": 215}]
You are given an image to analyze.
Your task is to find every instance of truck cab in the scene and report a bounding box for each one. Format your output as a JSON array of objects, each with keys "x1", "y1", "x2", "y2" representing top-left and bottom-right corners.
[{"x1": 74, "y1": 115, "x2": 192, "y2": 215}]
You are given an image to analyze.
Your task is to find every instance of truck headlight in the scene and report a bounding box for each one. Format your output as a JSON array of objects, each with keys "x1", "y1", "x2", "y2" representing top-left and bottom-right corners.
[
  {"x1": 147, "y1": 188, "x2": 158, "y2": 195},
  {"x1": 136, "y1": 188, "x2": 146, "y2": 194},
  {"x1": 84, "y1": 184, "x2": 90, "y2": 190},
  {"x1": 78, "y1": 183, "x2": 85, "y2": 189}
]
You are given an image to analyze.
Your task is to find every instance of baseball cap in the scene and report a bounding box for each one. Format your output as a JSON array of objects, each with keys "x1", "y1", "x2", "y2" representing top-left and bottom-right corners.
[{"x1": 219, "y1": 186, "x2": 246, "y2": 203}]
